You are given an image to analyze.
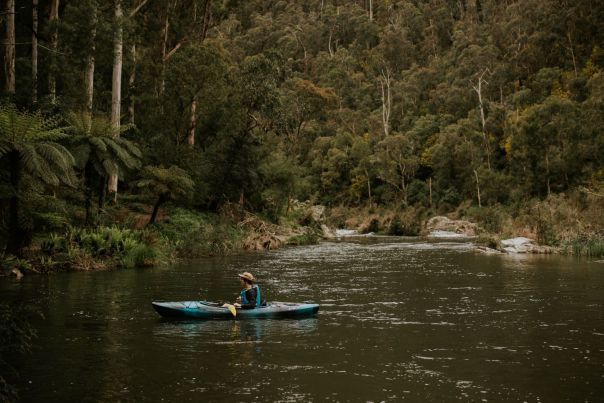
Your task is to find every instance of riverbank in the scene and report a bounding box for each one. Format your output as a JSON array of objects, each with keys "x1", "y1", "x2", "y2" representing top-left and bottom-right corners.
[
  {"x1": 323, "y1": 190, "x2": 604, "y2": 258},
  {"x1": 0, "y1": 203, "x2": 324, "y2": 277},
  {"x1": 3, "y1": 190, "x2": 603, "y2": 277}
]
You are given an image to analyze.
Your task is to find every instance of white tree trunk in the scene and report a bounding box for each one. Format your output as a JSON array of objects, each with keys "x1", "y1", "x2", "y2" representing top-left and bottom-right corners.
[
  {"x1": 32, "y1": 0, "x2": 38, "y2": 102},
  {"x1": 473, "y1": 169, "x2": 482, "y2": 208},
  {"x1": 160, "y1": 5, "x2": 169, "y2": 99},
  {"x1": 85, "y1": 4, "x2": 97, "y2": 119},
  {"x1": 5, "y1": 0, "x2": 15, "y2": 94},
  {"x1": 49, "y1": 0, "x2": 60, "y2": 104},
  {"x1": 379, "y1": 68, "x2": 392, "y2": 137},
  {"x1": 471, "y1": 68, "x2": 492, "y2": 170},
  {"x1": 187, "y1": 98, "x2": 197, "y2": 146},
  {"x1": 369, "y1": 0, "x2": 373, "y2": 21},
  {"x1": 108, "y1": 0, "x2": 123, "y2": 198}
]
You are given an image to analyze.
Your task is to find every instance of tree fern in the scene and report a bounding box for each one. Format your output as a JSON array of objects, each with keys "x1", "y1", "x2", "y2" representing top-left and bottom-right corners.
[
  {"x1": 137, "y1": 165, "x2": 194, "y2": 225},
  {"x1": 0, "y1": 105, "x2": 75, "y2": 255},
  {"x1": 66, "y1": 112, "x2": 142, "y2": 223}
]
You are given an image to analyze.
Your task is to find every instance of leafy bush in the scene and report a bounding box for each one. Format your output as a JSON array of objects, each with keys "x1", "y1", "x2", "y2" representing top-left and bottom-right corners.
[
  {"x1": 363, "y1": 218, "x2": 380, "y2": 234},
  {"x1": 465, "y1": 205, "x2": 508, "y2": 234},
  {"x1": 407, "y1": 180, "x2": 430, "y2": 206},
  {"x1": 388, "y1": 216, "x2": 420, "y2": 236},
  {"x1": 40, "y1": 226, "x2": 163, "y2": 269}
]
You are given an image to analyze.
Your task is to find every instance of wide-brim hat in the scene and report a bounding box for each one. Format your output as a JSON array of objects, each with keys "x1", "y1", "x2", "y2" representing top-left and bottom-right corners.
[{"x1": 238, "y1": 272, "x2": 255, "y2": 282}]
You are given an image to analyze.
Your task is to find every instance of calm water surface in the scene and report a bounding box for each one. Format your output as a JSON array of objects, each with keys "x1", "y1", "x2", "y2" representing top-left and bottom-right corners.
[{"x1": 3, "y1": 237, "x2": 604, "y2": 402}]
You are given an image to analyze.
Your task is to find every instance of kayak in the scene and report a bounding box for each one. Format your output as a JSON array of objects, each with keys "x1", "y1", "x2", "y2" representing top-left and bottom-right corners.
[{"x1": 152, "y1": 300, "x2": 320, "y2": 320}]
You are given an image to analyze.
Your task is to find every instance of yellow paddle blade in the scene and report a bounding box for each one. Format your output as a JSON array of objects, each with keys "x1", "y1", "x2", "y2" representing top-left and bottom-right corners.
[{"x1": 227, "y1": 304, "x2": 237, "y2": 317}]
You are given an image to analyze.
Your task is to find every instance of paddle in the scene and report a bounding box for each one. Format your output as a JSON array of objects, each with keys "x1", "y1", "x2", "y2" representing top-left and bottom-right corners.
[{"x1": 224, "y1": 303, "x2": 237, "y2": 317}]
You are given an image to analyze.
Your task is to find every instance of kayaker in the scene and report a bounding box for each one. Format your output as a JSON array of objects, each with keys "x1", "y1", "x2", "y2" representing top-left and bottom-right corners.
[{"x1": 234, "y1": 272, "x2": 262, "y2": 309}]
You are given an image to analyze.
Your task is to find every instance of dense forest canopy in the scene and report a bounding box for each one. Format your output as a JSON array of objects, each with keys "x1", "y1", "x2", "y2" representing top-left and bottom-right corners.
[{"x1": 1, "y1": 0, "x2": 604, "y2": 253}]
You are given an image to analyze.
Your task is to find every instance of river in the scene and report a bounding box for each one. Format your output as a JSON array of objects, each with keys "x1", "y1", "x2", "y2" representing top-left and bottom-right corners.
[{"x1": 3, "y1": 236, "x2": 604, "y2": 402}]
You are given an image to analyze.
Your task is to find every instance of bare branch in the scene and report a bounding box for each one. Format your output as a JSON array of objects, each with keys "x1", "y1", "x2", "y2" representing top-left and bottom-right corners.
[{"x1": 129, "y1": 0, "x2": 149, "y2": 17}]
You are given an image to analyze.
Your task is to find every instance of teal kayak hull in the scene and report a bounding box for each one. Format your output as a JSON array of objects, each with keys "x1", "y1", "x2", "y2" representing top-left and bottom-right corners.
[{"x1": 152, "y1": 301, "x2": 320, "y2": 320}]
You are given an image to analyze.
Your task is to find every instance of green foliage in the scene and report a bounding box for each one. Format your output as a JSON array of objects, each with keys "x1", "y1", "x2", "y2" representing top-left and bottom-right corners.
[
  {"x1": 563, "y1": 234, "x2": 604, "y2": 258},
  {"x1": 0, "y1": 105, "x2": 75, "y2": 186},
  {"x1": 137, "y1": 165, "x2": 194, "y2": 202},
  {"x1": 67, "y1": 112, "x2": 142, "y2": 175},
  {"x1": 155, "y1": 208, "x2": 245, "y2": 257},
  {"x1": 464, "y1": 205, "x2": 507, "y2": 234},
  {"x1": 41, "y1": 226, "x2": 162, "y2": 269},
  {"x1": 3, "y1": 0, "x2": 604, "y2": 261}
]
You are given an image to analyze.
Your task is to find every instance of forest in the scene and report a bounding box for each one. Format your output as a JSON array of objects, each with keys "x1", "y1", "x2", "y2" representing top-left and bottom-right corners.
[
  {"x1": 1, "y1": 0, "x2": 604, "y2": 399},
  {"x1": 1, "y1": 0, "x2": 604, "y2": 267}
]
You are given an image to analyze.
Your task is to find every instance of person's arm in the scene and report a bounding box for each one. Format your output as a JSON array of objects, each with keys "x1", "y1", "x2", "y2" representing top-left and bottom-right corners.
[{"x1": 240, "y1": 288, "x2": 257, "y2": 309}]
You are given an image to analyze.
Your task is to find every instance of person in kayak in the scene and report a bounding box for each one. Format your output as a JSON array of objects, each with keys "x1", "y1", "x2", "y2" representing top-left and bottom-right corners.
[{"x1": 231, "y1": 272, "x2": 262, "y2": 309}]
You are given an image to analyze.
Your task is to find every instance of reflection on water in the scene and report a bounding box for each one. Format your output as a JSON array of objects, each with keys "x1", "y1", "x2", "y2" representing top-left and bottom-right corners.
[
  {"x1": 2, "y1": 237, "x2": 604, "y2": 401},
  {"x1": 153, "y1": 318, "x2": 318, "y2": 345}
]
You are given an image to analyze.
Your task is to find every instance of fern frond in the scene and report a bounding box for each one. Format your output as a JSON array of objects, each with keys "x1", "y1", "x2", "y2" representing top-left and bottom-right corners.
[
  {"x1": 89, "y1": 136, "x2": 108, "y2": 153},
  {"x1": 106, "y1": 139, "x2": 140, "y2": 170},
  {"x1": 36, "y1": 142, "x2": 75, "y2": 173},
  {"x1": 120, "y1": 138, "x2": 143, "y2": 159}
]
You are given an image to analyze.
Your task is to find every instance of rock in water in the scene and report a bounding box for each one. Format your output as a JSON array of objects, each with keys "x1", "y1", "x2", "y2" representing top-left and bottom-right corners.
[{"x1": 500, "y1": 237, "x2": 555, "y2": 254}]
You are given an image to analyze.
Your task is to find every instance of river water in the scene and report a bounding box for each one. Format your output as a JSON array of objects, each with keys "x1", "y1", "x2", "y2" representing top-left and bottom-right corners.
[{"x1": 3, "y1": 236, "x2": 604, "y2": 402}]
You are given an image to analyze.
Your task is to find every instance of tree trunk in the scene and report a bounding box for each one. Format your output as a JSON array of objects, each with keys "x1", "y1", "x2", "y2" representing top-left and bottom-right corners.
[
  {"x1": 48, "y1": 0, "x2": 60, "y2": 104},
  {"x1": 98, "y1": 175, "x2": 106, "y2": 209},
  {"x1": 6, "y1": 151, "x2": 24, "y2": 256},
  {"x1": 368, "y1": 0, "x2": 373, "y2": 21},
  {"x1": 108, "y1": 0, "x2": 123, "y2": 201},
  {"x1": 32, "y1": 0, "x2": 38, "y2": 102},
  {"x1": 567, "y1": 32, "x2": 578, "y2": 78},
  {"x1": 201, "y1": 0, "x2": 212, "y2": 41},
  {"x1": 4, "y1": 0, "x2": 15, "y2": 94},
  {"x1": 187, "y1": 98, "x2": 197, "y2": 146},
  {"x1": 379, "y1": 68, "x2": 391, "y2": 137},
  {"x1": 84, "y1": 162, "x2": 93, "y2": 225},
  {"x1": 159, "y1": 3, "x2": 170, "y2": 100},
  {"x1": 148, "y1": 195, "x2": 166, "y2": 225},
  {"x1": 128, "y1": 43, "x2": 136, "y2": 124},
  {"x1": 473, "y1": 169, "x2": 482, "y2": 208},
  {"x1": 85, "y1": 4, "x2": 97, "y2": 119},
  {"x1": 364, "y1": 168, "x2": 372, "y2": 207},
  {"x1": 472, "y1": 68, "x2": 492, "y2": 170}
]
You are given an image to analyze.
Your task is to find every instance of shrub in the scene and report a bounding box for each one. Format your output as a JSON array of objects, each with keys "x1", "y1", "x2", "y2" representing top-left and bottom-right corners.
[{"x1": 563, "y1": 234, "x2": 604, "y2": 258}]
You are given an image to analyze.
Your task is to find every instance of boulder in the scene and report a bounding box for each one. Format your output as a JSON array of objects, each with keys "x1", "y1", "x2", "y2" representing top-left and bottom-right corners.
[
  {"x1": 425, "y1": 216, "x2": 478, "y2": 237},
  {"x1": 500, "y1": 237, "x2": 556, "y2": 254}
]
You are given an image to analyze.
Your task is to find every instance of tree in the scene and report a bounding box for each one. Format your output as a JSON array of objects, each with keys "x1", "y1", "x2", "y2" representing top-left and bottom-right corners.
[
  {"x1": 373, "y1": 132, "x2": 420, "y2": 204},
  {"x1": 4, "y1": 0, "x2": 15, "y2": 94},
  {"x1": 48, "y1": 0, "x2": 60, "y2": 104},
  {"x1": 0, "y1": 106, "x2": 75, "y2": 255},
  {"x1": 67, "y1": 112, "x2": 142, "y2": 224},
  {"x1": 108, "y1": 0, "x2": 124, "y2": 200},
  {"x1": 32, "y1": 0, "x2": 39, "y2": 103},
  {"x1": 136, "y1": 165, "x2": 194, "y2": 225}
]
